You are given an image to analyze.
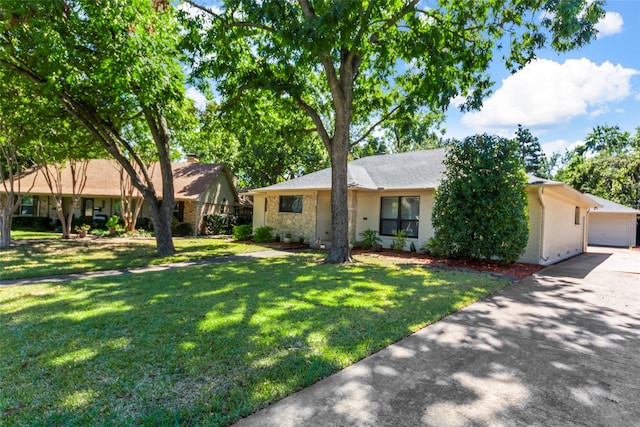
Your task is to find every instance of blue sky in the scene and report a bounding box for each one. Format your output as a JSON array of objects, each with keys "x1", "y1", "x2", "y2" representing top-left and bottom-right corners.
[{"x1": 442, "y1": 0, "x2": 640, "y2": 156}]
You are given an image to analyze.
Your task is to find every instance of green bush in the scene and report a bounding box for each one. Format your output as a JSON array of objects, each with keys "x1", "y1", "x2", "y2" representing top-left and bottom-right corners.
[
  {"x1": 390, "y1": 231, "x2": 407, "y2": 251},
  {"x1": 174, "y1": 222, "x2": 194, "y2": 236},
  {"x1": 202, "y1": 213, "x2": 238, "y2": 235},
  {"x1": 105, "y1": 215, "x2": 121, "y2": 230},
  {"x1": 432, "y1": 133, "x2": 529, "y2": 263},
  {"x1": 253, "y1": 226, "x2": 274, "y2": 243},
  {"x1": 359, "y1": 229, "x2": 382, "y2": 250},
  {"x1": 232, "y1": 224, "x2": 252, "y2": 241},
  {"x1": 11, "y1": 216, "x2": 51, "y2": 231}
]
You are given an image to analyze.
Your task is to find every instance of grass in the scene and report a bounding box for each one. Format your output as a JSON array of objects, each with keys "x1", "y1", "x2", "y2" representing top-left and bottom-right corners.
[
  {"x1": 9, "y1": 230, "x2": 62, "y2": 240},
  {"x1": 0, "y1": 236, "x2": 267, "y2": 281},
  {"x1": 0, "y1": 254, "x2": 510, "y2": 426}
]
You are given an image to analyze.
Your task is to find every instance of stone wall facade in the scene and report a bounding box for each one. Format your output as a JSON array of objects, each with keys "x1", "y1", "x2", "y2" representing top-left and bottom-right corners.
[{"x1": 265, "y1": 192, "x2": 317, "y2": 243}]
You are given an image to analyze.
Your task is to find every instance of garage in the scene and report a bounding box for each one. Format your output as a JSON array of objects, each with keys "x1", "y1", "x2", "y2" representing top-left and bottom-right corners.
[{"x1": 587, "y1": 194, "x2": 640, "y2": 247}]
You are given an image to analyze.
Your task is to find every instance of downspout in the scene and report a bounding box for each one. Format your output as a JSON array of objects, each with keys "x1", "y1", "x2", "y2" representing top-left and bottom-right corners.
[{"x1": 538, "y1": 187, "x2": 548, "y2": 264}]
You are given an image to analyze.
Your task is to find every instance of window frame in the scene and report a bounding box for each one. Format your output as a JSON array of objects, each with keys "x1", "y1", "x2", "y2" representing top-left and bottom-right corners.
[
  {"x1": 379, "y1": 196, "x2": 420, "y2": 238},
  {"x1": 19, "y1": 196, "x2": 37, "y2": 216},
  {"x1": 279, "y1": 195, "x2": 303, "y2": 213}
]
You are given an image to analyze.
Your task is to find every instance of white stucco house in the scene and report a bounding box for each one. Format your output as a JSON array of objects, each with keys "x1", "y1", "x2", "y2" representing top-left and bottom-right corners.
[
  {"x1": 586, "y1": 194, "x2": 640, "y2": 247},
  {"x1": 249, "y1": 149, "x2": 601, "y2": 265}
]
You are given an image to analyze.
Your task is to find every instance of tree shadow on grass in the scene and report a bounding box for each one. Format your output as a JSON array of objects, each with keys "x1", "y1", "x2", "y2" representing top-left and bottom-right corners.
[
  {"x1": 0, "y1": 254, "x2": 507, "y2": 426},
  {"x1": 230, "y1": 251, "x2": 640, "y2": 427}
]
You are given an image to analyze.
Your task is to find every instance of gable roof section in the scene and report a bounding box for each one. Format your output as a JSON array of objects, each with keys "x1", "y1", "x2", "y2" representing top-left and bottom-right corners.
[
  {"x1": 253, "y1": 149, "x2": 448, "y2": 192},
  {"x1": 11, "y1": 159, "x2": 227, "y2": 201},
  {"x1": 585, "y1": 194, "x2": 640, "y2": 214}
]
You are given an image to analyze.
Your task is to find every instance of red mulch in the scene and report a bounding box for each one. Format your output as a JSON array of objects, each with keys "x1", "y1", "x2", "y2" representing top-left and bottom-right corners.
[
  {"x1": 353, "y1": 249, "x2": 545, "y2": 280},
  {"x1": 249, "y1": 241, "x2": 544, "y2": 280}
]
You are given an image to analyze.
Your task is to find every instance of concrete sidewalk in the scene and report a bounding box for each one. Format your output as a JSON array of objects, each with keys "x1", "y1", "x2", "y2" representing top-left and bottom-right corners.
[
  {"x1": 0, "y1": 250, "x2": 292, "y2": 288},
  {"x1": 234, "y1": 248, "x2": 640, "y2": 426}
]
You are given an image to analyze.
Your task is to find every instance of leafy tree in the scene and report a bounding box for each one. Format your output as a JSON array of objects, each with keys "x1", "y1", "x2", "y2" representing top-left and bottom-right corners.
[
  {"x1": 185, "y1": 93, "x2": 328, "y2": 188},
  {"x1": 432, "y1": 134, "x2": 529, "y2": 263},
  {"x1": 380, "y1": 112, "x2": 445, "y2": 154},
  {"x1": 0, "y1": 71, "x2": 50, "y2": 247},
  {"x1": 350, "y1": 136, "x2": 389, "y2": 160},
  {"x1": 555, "y1": 125, "x2": 640, "y2": 208},
  {"x1": 184, "y1": 0, "x2": 603, "y2": 262},
  {"x1": 0, "y1": 0, "x2": 190, "y2": 256},
  {"x1": 514, "y1": 125, "x2": 549, "y2": 178}
]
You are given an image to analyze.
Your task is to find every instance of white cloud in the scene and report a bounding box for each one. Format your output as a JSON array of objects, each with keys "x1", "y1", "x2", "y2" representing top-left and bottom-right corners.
[
  {"x1": 461, "y1": 58, "x2": 638, "y2": 130},
  {"x1": 635, "y1": 93, "x2": 640, "y2": 102},
  {"x1": 595, "y1": 11, "x2": 623, "y2": 37},
  {"x1": 541, "y1": 139, "x2": 584, "y2": 156},
  {"x1": 186, "y1": 87, "x2": 208, "y2": 111}
]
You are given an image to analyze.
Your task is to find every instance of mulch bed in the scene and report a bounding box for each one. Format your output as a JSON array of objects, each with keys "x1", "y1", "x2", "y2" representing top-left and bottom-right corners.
[
  {"x1": 352, "y1": 249, "x2": 545, "y2": 280},
  {"x1": 253, "y1": 242, "x2": 544, "y2": 280}
]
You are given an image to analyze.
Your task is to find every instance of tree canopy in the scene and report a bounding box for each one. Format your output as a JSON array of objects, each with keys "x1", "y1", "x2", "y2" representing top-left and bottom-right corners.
[
  {"x1": 555, "y1": 125, "x2": 640, "y2": 209},
  {"x1": 184, "y1": 0, "x2": 604, "y2": 262},
  {"x1": 0, "y1": 0, "x2": 191, "y2": 255},
  {"x1": 184, "y1": 93, "x2": 328, "y2": 189}
]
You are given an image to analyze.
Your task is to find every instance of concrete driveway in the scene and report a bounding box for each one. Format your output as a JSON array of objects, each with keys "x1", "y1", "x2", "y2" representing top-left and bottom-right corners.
[{"x1": 234, "y1": 247, "x2": 640, "y2": 426}]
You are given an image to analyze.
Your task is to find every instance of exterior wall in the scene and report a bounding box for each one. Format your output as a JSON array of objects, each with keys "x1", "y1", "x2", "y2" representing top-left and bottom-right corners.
[
  {"x1": 316, "y1": 191, "x2": 332, "y2": 243},
  {"x1": 519, "y1": 190, "x2": 543, "y2": 265},
  {"x1": 354, "y1": 189, "x2": 435, "y2": 250},
  {"x1": 253, "y1": 195, "x2": 266, "y2": 228},
  {"x1": 23, "y1": 195, "x2": 120, "y2": 220},
  {"x1": 264, "y1": 191, "x2": 318, "y2": 243},
  {"x1": 190, "y1": 173, "x2": 241, "y2": 234},
  {"x1": 540, "y1": 191, "x2": 586, "y2": 265},
  {"x1": 589, "y1": 213, "x2": 638, "y2": 247}
]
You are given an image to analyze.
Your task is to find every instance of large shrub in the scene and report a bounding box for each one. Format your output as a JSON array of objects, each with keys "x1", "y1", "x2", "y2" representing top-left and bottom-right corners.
[
  {"x1": 232, "y1": 224, "x2": 252, "y2": 241},
  {"x1": 432, "y1": 134, "x2": 529, "y2": 263},
  {"x1": 253, "y1": 226, "x2": 273, "y2": 243},
  {"x1": 202, "y1": 213, "x2": 238, "y2": 235}
]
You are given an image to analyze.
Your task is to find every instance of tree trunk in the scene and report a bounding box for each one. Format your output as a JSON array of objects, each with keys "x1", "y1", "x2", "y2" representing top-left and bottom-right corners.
[
  {"x1": 325, "y1": 110, "x2": 353, "y2": 263},
  {"x1": 321, "y1": 50, "x2": 358, "y2": 263},
  {"x1": 53, "y1": 198, "x2": 69, "y2": 239},
  {"x1": 143, "y1": 105, "x2": 175, "y2": 257},
  {"x1": 0, "y1": 206, "x2": 12, "y2": 248},
  {"x1": 146, "y1": 197, "x2": 174, "y2": 257}
]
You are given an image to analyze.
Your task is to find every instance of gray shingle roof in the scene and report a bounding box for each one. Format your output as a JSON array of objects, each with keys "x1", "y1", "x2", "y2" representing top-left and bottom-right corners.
[
  {"x1": 254, "y1": 148, "x2": 568, "y2": 192},
  {"x1": 585, "y1": 194, "x2": 640, "y2": 214},
  {"x1": 256, "y1": 149, "x2": 448, "y2": 191}
]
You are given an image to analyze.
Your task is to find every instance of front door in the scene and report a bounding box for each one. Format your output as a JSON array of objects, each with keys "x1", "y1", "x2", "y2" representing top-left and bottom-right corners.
[{"x1": 83, "y1": 199, "x2": 94, "y2": 218}]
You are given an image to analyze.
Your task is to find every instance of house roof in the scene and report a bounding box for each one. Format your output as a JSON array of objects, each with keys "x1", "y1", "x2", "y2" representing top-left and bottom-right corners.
[
  {"x1": 253, "y1": 149, "x2": 448, "y2": 192},
  {"x1": 11, "y1": 159, "x2": 228, "y2": 201},
  {"x1": 250, "y1": 148, "x2": 592, "y2": 195},
  {"x1": 585, "y1": 194, "x2": 640, "y2": 214}
]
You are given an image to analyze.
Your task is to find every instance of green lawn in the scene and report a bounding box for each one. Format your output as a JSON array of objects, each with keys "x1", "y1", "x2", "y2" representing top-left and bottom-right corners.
[
  {"x1": 0, "y1": 236, "x2": 267, "y2": 281},
  {"x1": 9, "y1": 230, "x2": 62, "y2": 240},
  {"x1": 0, "y1": 254, "x2": 509, "y2": 426}
]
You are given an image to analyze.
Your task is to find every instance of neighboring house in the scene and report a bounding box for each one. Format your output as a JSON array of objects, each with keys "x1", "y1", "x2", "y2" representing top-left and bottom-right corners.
[
  {"x1": 9, "y1": 157, "x2": 241, "y2": 235},
  {"x1": 249, "y1": 149, "x2": 601, "y2": 265},
  {"x1": 586, "y1": 194, "x2": 640, "y2": 247}
]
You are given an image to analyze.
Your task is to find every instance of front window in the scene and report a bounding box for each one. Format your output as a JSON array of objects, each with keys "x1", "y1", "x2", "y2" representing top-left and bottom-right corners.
[
  {"x1": 20, "y1": 196, "x2": 37, "y2": 216},
  {"x1": 174, "y1": 201, "x2": 185, "y2": 222},
  {"x1": 279, "y1": 196, "x2": 303, "y2": 213},
  {"x1": 380, "y1": 196, "x2": 420, "y2": 238}
]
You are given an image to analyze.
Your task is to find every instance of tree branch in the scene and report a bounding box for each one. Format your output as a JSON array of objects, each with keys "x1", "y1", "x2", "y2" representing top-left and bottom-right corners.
[
  {"x1": 350, "y1": 104, "x2": 403, "y2": 148},
  {"x1": 184, "y1": 0, "x2": 275, "y2": 33},
  {"x1": 295, "y1": 96, "x2": 331, "y2": 151}
]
